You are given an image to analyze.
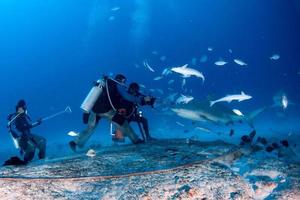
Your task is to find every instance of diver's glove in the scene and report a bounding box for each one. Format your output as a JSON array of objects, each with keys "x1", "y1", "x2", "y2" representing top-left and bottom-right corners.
[{"x1": 142, "y1": 96, "x2": 156, "y2": 107}]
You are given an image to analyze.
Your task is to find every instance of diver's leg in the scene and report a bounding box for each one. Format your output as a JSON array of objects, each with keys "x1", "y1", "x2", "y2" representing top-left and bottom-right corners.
[
  {"x1": 23, "y1": 140, "x2": 36, "y2": 163},
  {"x1": 28, "y1": 134, "x2": 46, "y2": 159},
  {"x1": 104, "y1": 110, "x2": 141, "y2": 144},
  {"x1": 140, "y1": 117, "x2": 151, "y2": 139},
  {"x1": 120, "y1": 121, "x2": 141, "y2": 144},
  {"x1": 75, "y1": 112, "x2": 99, "y2": 148}
]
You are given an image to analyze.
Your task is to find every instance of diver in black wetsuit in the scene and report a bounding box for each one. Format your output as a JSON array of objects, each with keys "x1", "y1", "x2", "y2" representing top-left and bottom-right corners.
[
  {"x1": 119, "y1": 82, "x2": 156, "y2": 141},
  {"x1": 7, "y1": 100, "x2": 46, "y2": 164}
]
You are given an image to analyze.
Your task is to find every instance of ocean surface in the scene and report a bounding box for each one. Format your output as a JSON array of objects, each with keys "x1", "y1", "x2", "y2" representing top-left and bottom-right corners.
[{"x1": 0, "y1": 0, "x2": 299, "y2": 166}]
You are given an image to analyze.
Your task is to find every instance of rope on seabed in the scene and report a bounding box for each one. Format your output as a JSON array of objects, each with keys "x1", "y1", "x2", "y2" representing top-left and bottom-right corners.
[{"x1": 0, "y1": 147, "x2": 243, "y2": 182}]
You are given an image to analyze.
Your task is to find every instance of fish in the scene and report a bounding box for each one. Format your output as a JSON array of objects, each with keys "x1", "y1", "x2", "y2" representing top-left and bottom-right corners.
[
  {"x1": 67, "y1": 131, "x2": 78, "y2": 137},
  {"x1": 160, "y1": 56, "x2": 167, "y2": 61},
  {"x1": 270, "y1": 54, "x2": 280, "y2": 60},
  {"x1": 272, "y1": 91, "x2": 294, "y2": 109},
  {"x1": 153, "y1": 76, "x2": 163, "y2": 81},
  {"x1": 208, "y1": 47, "x2": 213, "y2": 51},
  {"x1": 200, "y1": 55, "x2": 208, "y2": 63},
  {"x1": 86, "y1": 149, "x2": 96, "y2": 157},
  {"x1": 111, "y1": 7, "x2": 120, "y2": 11},
  {"x1": 181, "y1": 79, "x2": 186, "y2": 89},
  {"x1": 171, "y1": 64, "x2": 205, "y2": 82},
  {"x1": 229, "y1": 49, "x2": 233, "y2": 53},
  {"x1": 171, "y1": 100, "x2": 266, "y2": 128},
  {"x1": 168, "y1": 79, "x2": 175, "y2": 85},
  {"x1": 176, "y1": 122, "x2": 185, "y2": 127},
  {"x1": 108, "y1": 16, "x2": 115, "y2": 21},
  {"x1": 139, "y1": 84, "x2": 146, "y2": 88},
  {"x1": 282, "y1": 95, "x2": 288, "y2": 109},
  {"x1": 161, "y1": 68, "x2": 172, "y2": 76},
  {"x1": 195, "y1": 126, "x2": 211, "y2": 133},
  {"x1": 234, "y1": 59, "x2": 247, "y2": 66},
  {"x1": 232, "y1": 109, "x2": 244, "y2": 116},
  {"x1": 214, "y1": 60, "x2": 227, "y2": 66},
  {"x1": 176, "y1": 94, "x2": 194, "y2": 104},
  {"x1": 210, "y1": 91, "x2": 252, "y2": 107},
  {"x1": 143, "y1": 60, "x2": 155, "y2": 72}
]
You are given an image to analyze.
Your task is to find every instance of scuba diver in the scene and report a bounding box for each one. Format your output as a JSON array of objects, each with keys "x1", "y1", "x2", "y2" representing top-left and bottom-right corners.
[
  {"x1": 6, "y1": 100, "x2": 46, "y2": 164},
  {"x1": 114, "y1": 82, "x2": 155, "y2": 142},
  {"x1": 69, "y1": 74, "x2": 155, "y2": 152}
]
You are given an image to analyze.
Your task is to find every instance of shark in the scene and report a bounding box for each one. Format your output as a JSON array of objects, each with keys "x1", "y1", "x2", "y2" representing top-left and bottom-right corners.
[
  {"x1": 210, "y1": 91, "x2": 252, "y2": 107},
  {"x1": 171, "y1": 100, "x2": 266, "y2": 128},
  {"x1": 171, "y1": 64, "x2": 205, "y2": 82}
]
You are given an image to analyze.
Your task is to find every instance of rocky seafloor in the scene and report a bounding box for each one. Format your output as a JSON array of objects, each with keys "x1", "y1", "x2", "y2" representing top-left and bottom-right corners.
[{"x1": 0, "y1": 139, "x2": 299, "y2": 200}]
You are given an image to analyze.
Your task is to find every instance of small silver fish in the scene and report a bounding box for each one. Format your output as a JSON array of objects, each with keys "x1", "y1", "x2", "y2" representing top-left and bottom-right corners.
[
  {"x1": 270, "y1": 54, "x2": 280, "y2": 60},
  {"x1": 215, "y1": 60, "x2": 227, "y2": 66},
  {"x1": 168, "y1": 79, "x2": 175, "y2": 84},
  {"x1": 153, "y1": 76, "x2": 163, "y2": 81},
  {"x1": 176, "y1": 122, "x2": 185, "y2": 127},
  {"x1": 111, "y1": 7, "x2": 120, "y2": 11},
  {"x1": 160, "y1": 56, "x2": 167, "y2": 61},
  {"x1": 143, "y1": 60, "x2": 155, "y2": 72},
  {"x1": 232, "y1": 109, "x2": 244, "y2": 116},
  {"x1": 108, "y1": 16, "x2": 115, "y2": 21},
  {"x1": 68, "y1": 131, "x2": 78, "y2": 137},
  {"x1": 234, "y1": 59, "x2": 247, "y2": 66},
  {"x1": 282, "y1": 95, "x2": 288, "y2": 109}
]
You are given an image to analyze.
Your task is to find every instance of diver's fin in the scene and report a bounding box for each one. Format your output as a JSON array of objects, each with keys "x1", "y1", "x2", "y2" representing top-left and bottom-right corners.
[{"x1": 3, "y1": 156, "x2": 27, "y2": 166}]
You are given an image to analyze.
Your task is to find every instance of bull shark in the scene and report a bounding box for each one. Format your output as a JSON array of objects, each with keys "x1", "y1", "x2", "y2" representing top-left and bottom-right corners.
[
  {"x1": 210, "y1": 91, "x2": 252, "y2": 107},
  {"x1": 171, "y1": 100, "x2": 266, "y2": 128},
  {"x1": 171, "y1": 64, "x2": 205, "y2": 82}
]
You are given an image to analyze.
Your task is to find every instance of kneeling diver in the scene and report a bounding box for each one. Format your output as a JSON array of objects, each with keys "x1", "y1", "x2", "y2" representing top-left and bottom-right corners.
[
  {"x1": 113, "y1": 82, "x2": 156, "y2": 142},
  {"x1": 6, "y1": 100, "x2": 46, "y2": 165},
  {"x1": 69, "y1": 74, "x2": 155, "y2": 152}
]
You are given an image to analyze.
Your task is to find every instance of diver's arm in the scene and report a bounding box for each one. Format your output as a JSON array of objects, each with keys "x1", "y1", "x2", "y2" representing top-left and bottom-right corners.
[
  {"x1": 31, "y1": 118, "x2": 42, "y2": 128},
  {"x1": 117, "y1": 84, "x2": 143, "y2": 105}
]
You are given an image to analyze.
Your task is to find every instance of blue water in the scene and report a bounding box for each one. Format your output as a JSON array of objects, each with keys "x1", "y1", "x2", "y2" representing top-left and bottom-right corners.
[{"x1": 0, "y1": 0, "x2": 299, "y2": 162}]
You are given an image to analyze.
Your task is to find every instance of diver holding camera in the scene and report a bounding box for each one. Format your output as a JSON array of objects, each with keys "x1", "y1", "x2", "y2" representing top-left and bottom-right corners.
[{"x1": 121, "y1": 82, "x2": 156, "y2": 141}]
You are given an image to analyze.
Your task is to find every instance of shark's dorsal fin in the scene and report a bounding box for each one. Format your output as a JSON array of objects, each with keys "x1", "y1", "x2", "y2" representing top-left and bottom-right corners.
[
  {"x1": 182, "y1": 64, "x2": 188, "y2": 68},
  {"x1": 241, "y1": 91, "x2": 245, "y2": 95}
]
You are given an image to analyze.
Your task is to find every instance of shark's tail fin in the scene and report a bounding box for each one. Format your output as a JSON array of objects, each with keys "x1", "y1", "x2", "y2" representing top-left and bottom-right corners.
[
  {"x1": 210, "y1": 101, "x2": 216, "y2": 107},
  {"x1": 245, "y1": 107, "x2": 267, "y2": 128}
]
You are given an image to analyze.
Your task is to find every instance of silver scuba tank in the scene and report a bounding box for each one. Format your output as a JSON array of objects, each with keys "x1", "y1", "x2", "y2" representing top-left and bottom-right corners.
[{"x1": 81, "y1": 79, "x2": 105, "y2": 113}]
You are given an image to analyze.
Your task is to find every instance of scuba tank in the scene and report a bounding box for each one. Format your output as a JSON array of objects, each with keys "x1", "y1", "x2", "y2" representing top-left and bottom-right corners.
[
  {"x1": 7, "y1": 113, "x2": 22, "y2": 149},
  {"x1": 81, "y1": 79, "x2": 105, "y2": 113}
]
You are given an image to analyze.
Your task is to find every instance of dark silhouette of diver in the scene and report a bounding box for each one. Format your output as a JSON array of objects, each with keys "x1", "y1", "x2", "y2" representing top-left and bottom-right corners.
[
  {"x1": 113, "y1": 82, "x2": 156, "y2": 142},
  {"x1": 6, "y1": 100, "x2": 46, "y2": 165}
]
